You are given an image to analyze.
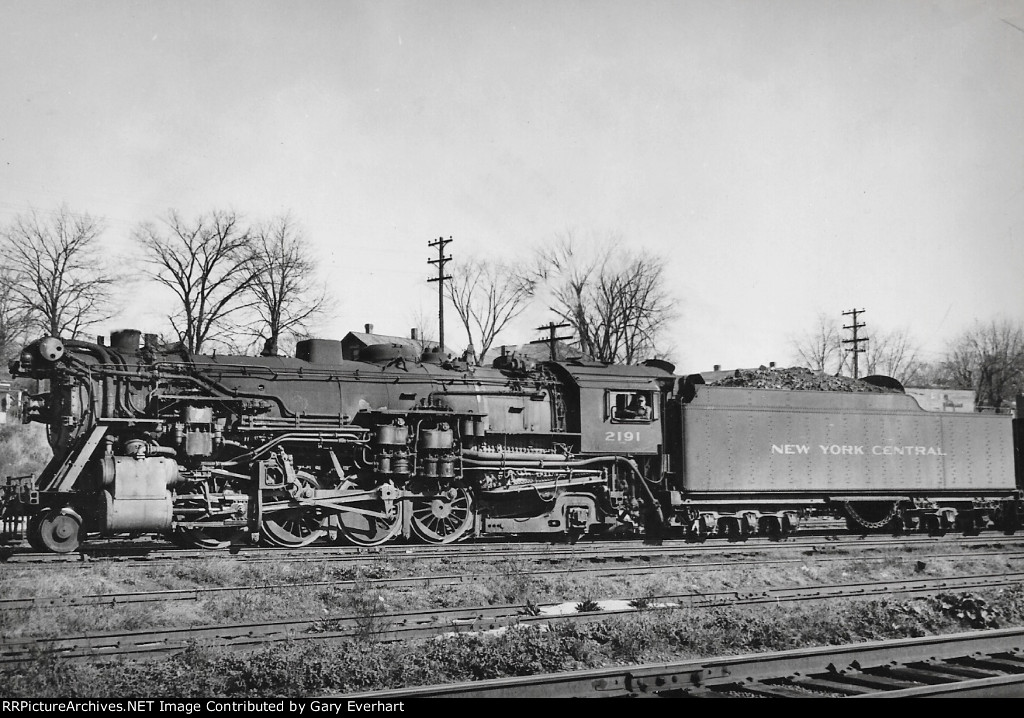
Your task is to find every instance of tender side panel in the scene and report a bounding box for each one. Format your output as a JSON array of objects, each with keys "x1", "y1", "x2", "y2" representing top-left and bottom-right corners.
[
  {"x1": 940, "y1": 411, "x2": 1018, "y2": 490},
  {"x1": 678, "y1": 386, "x2": 1016, "y2": 495}
]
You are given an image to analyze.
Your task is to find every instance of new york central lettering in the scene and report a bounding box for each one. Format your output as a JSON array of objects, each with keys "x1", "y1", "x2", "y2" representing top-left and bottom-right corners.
[
  {"x1": 819, "y1": 444, "x2": 865, "y2": 455},
  {"x1": 771, "y1": 444, "x2": 946, "y2": 456},
  {"x1": 771, "y1": 444, "x2": 810, "y2": 454}
]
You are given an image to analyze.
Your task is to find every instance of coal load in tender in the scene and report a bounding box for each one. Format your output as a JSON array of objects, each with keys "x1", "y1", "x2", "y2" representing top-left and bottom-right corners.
[{"x1": 708, "y1": 366, "x2": 900, "y2": 392}]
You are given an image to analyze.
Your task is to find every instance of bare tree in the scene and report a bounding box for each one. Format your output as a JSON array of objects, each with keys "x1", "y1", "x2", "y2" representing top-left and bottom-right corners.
[
  {"x1": 910, "y1": 360, "x2": 957, "y2": 389},
  {"x1": 0, "y1": 205, "x2": 113, "y2": 338},
  {"x1": 0, "y1": 269, "x2": 32, "y2": 365},
  {"x1": 408, "y1": 307, "x2": 438, "y2": 354},
  {"x1": 863, "y1": 327, "x2": 925, "y2": 385},
  {"x1": 133, "y1": 209, "x2": 256, "y2": 354},
  {"x1": 445, "y1": 256, "x2": 536, "y2": 364},
  {"x1": 243, "y1": 214, "x2": 326, "y2": 357},
  {"x1": 790, "y1": 313, "x2": 849, "y2": 374},
  {"x1": 943, "y1": 318, "x2": 1024, "y2": 412},
  {"x1": 533, "y1": 233, "x2": 675, "y2": 364}
]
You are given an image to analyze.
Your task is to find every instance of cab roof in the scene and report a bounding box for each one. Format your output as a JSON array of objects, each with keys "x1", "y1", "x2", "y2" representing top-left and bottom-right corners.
[{"x1": 545, "y1": 358, "x2": 675, "y2": 389}]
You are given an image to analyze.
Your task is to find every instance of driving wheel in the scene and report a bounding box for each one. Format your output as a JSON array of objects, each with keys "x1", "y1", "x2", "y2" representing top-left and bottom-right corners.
[
  {"x1": 410, "y1": 481, "x2": 474, "y2": 544},
  {"x1": 333, "y1": 480, "x2": 404, "y2": 547}
]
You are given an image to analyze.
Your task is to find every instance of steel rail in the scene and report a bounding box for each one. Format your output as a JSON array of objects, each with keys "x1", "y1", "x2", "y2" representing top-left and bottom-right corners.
[
  {"x1": 5, "y1": 532, "x2": 1024, "y2": 567},
  {"x1": 3, "y1": 549, "x2": 1024, "y2": 611},
  {"x1": 335, "y1": 627, "x2": 1024, "y2": 698},
  {"x1": 3, "y1": 571, "x2": 1024, "y2": 666}
]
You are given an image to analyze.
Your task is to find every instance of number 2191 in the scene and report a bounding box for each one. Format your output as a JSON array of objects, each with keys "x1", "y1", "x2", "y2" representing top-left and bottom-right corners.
[{"x1": 606, "y1": 431, "x2": 640, "y2": 442}]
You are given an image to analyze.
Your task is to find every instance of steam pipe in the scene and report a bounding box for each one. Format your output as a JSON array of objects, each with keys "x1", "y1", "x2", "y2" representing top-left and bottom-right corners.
[{"x1": 64, "y1": 339, "x2": 115, "y2": 418}]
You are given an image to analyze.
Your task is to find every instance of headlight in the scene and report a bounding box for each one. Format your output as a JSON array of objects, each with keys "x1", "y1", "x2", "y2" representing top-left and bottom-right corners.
[{"x1": 38, "y1": 337, "x2": 65, "y2": 362}]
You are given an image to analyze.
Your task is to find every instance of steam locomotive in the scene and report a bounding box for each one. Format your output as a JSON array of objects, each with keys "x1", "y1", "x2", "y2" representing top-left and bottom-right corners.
[{"x1": 3, "y1": 329, "x2": 1021, "y2": 553}]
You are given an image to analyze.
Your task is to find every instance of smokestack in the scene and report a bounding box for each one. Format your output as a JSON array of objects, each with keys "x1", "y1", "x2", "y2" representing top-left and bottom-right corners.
[
  {"x1": 365, "y1": 323, "x2": 374, "y2": 334},
  {"x1": 411, "y1": 328, "x2": 418, "y2": 340}
]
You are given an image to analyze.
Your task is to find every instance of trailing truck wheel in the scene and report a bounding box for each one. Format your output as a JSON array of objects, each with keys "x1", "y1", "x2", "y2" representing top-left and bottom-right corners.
[{"x1": 36, "y1": 509, "x2": 81, "y2": 554}]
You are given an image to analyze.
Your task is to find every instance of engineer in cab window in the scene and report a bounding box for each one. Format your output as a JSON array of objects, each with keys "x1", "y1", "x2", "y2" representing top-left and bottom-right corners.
[{"x1": 622, "y1": 393, "x2": 651, "y2": 420}]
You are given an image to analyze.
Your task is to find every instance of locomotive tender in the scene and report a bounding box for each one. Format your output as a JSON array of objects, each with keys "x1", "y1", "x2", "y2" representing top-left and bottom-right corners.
[{"x1": 3, "y1": 328, "x2": 1021, "y2": 553}]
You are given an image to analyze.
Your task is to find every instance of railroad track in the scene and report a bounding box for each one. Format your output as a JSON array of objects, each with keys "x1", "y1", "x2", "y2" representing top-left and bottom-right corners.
[
  {"x1": 4, "y1": 532, "x2": 1023, "y2": 567},
  {"x1": 3, "y1": 570, "x2": 1023, "y2": 666},
  {"x1": 0, "y1": 515, "x2": 974, "y2": 561},
  {"x1": 4, "y1": 549, "x2": 1024, "y2": 610},
  {"x1": 334, "y1": 627, "x2": 1024, "y2": 698}
]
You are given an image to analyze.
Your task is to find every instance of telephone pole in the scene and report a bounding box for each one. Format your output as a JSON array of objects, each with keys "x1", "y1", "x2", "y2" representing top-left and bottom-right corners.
[
  {"x1": 427, "y1": 236, "x2": 452, "y2": 353},
  {"x1": 530, "y1": 321, "x2": 573, "y2": 361},
  {"x1": 842, "y1": 308, "x2": 868, "y2": 379}
]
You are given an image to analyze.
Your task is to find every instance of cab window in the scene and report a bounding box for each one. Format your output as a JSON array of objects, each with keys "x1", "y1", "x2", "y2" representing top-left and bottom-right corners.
[{"x1": 608, "y1": 390, "x2": 655, "y2": 423}]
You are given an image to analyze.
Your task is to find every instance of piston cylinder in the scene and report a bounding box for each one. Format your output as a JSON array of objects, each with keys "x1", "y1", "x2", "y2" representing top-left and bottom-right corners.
[{"x1": 104, "y1": 492, "x2": 173, "y2": 532}]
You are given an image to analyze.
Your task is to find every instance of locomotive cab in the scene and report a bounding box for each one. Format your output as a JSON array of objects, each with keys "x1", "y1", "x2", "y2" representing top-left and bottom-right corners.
[{"x1": 546, "y1": 359, "x2": 669, "y2": 455}]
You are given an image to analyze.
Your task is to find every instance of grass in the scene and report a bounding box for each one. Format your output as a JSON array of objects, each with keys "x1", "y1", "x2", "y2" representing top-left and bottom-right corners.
[
  {"x1": 2, "y1": 542, "x2": 1024, "y2": 696},
  {"x1": 0, "y1": 545, "x2": 1020, "y2": 641},
  {"x1": 4, "y1": 587, "x2": 1024, "y2": 698}
]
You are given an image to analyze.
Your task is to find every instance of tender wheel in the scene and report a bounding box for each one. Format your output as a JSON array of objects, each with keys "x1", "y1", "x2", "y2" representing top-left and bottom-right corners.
[
  {"x1": 410, "y1": 481, "x2": 474, "y2": 544},
  {"x1": 261, "y1": 507, "x2": 325, "y2": 548},
  {"x1": 37, "y1": 509, "x2": 81, "y2": 554},
  {"x1": 725, "y1": 519, "x2": 746, "y2": 542},
  {"x1": 996, "y1": 502, "x2": 1020, "y2": 534},
  {"x1": 333, "y1": 481, "x2": 404, "y2": 547},
  {"x1": 761, "y1": 516, "x2": 784, "y2": 540}
]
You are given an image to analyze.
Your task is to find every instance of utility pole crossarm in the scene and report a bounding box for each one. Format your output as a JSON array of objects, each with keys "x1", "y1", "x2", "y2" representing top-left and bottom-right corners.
[
  {"x1": 427, "y1": 236, "x2": 453, "y2": 354},
  {"x1": 530, "y1": 321, "x2": 573, "y2": 361}
]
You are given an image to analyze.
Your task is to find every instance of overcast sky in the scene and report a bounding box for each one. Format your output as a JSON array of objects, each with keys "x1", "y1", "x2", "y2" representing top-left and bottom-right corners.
[{"x1": 3, "y1": 0, "x2": 1023, "y2": 371}]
